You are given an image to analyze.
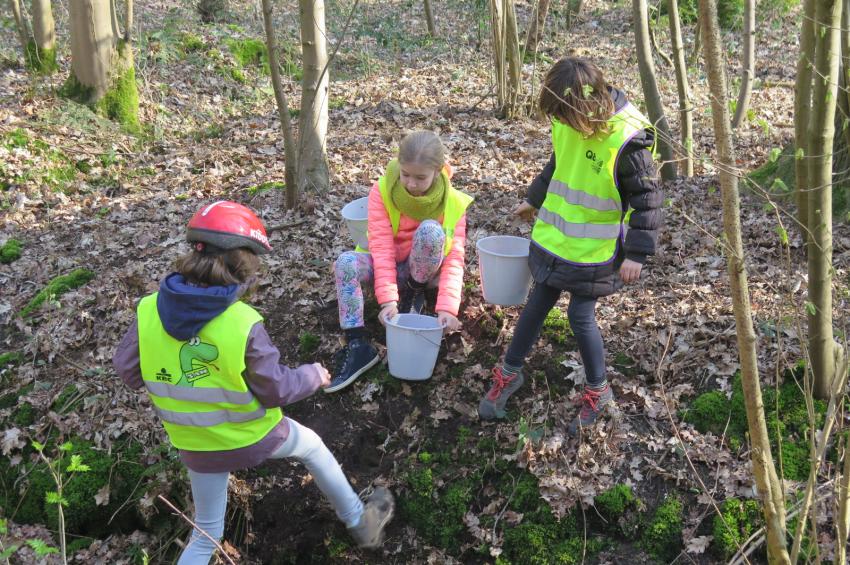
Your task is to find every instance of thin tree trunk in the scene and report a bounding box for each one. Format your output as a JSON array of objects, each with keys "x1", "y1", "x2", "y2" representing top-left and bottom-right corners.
[
  {"x1": 839, "y1": 0, "x2": 850, "y2": 156},
  {"x1": 731, "y1": 0, "x2": 755, "y2": 128},
  {"x1": 667, "y1": 0, "x2": 693, "y2": 176},
  {"x1": 524, "y1": 0, "x2": 550, "y2": 56},
  {"x1": 806, "y1": 0, "x2": 841, "y2": 402},
  {"x1": 490, "y1": 0, "x2": 506, "y2": 112},
  {"x1": 504, "y1": 0, "x2": 522, "y2": 116},
  {"x1": 837, "y1": 434, "x2": 850, "y2": 565},
  {"x1": 489, "y1": 0, "x2": 522, "y2": 118},
  {"x1": 633, "y1": 0, "x2": 676, "y2": 181},
  {"x1": 261, "y1": 0, "x2": 298, "y2": 209},
  {"x1": 689, "y1": 17, "x2": 701, "y2": 65},
  {"x1": 423, "y1": 0, "x2": 436, "y2": 36},
  {"x1": 125, "y1": 0, "x2": 133, "y2": 41},
  {"x1": 698, "y1": 0, "x2": 790, "y2": 561},
  {"x1": 298, "y1": 0, "x2": 330, "y2": 196},
  {"x1": 30, "y1": 0, "x2": 56, "y2": 73},
  {"x1": 795, "y1": 0, "x2": 816, "y2": 238},
  {"x1": 8, "y1": 0, "x2": 31, "y2": 56}
]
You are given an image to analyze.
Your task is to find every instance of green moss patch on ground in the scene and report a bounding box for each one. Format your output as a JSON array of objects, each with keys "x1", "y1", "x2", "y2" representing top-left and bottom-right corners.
[
  {"x1": 640, "y1": 495, "x2": 683, "y2": 562},
  {"x1": 0, "y1": 238, "x2": 21, "y2": 264},
  {"x1": 20, "y1": 268, "x2": 95, "y2": 317},
  {"x1": 24, "y1": 41, "x2": 58, "y2": 75},
  {"x1": 712, "y1": 498, "x2": 762, "y2": 559},
  {"x1": 541, "y1": 308, "x2": 572, "y2": 344}
]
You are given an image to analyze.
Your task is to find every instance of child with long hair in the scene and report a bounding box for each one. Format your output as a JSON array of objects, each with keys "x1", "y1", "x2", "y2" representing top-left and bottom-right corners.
[
  {"x1": 478, "y1": 58, "x2": 663, "y2": 436},
  {"x1": 327, "y1": 131, "x2": 473, "y2": 392},
  {"x1": 113, "y1": 201, "x2": 394, "y2": 564}
]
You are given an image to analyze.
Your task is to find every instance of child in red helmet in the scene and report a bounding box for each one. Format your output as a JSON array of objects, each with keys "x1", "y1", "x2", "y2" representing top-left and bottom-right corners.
[{"x1": 113, "y1": 201, "x2": 394, "y2": 564}]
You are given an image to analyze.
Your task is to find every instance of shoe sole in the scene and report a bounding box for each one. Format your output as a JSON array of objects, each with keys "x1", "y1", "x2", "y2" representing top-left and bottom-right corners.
[
  {"x1": 361, "y1": 502, "x2": 395, "y2": 549},
  {"x1": 324, "y1": 353, "x2": 381, "y2": 393}
]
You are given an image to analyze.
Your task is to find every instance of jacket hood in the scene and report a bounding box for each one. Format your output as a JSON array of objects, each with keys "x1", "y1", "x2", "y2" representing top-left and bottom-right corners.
[
  {"x1": 609, "y1": 86, "x2": 654, "y2": 150},
  {"x1": 156, "y1": 273, "x2": 242, "y2": 341}
]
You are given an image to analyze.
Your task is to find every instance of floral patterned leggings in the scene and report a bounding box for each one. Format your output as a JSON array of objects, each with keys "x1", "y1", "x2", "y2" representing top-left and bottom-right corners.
[{"x1": 335, "y1": 220, "x2": 445, "y2": 329}]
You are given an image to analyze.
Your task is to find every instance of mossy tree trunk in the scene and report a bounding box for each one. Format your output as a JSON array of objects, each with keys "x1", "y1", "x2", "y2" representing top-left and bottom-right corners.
[
  {"x1": 298, "y1": 0, "x2": 330, "y2": 197},
  {"x1": 805, "y1": 0, "x2": 841, "y2": 401},
  {"x1": 523, "y1": 0, "x2": 550, "y2": 57},
  {"x1": 29, "y1": 0, "x2": 57, "y2": 74},
  {"x1": 633, "y1": 0, "x2": 676, "y2": 181},
  {"x1": 65, "y1": 0, "x2": 139, "y2": 132},
  {"x1": 667, "y1": 0, "x2": 693, "y2": 176},
  {"x1": 261, "y1": 0, "x2": 299, "y2": 209},
  {"x1": 423, "y1": 0, "x2": 436, "y2": 36},
  {"x1": 731, "y1": 0, "x2": 754, "y2": 129},
  {"x1": 490, "y1": 0, "x2": 523, "y2": 118},
  {"x1": 697, "y1": 0, "x2": 791, "y2": 561},
  {"x1": 795, "y1": 0, "x2": 816, "y2": 238}
]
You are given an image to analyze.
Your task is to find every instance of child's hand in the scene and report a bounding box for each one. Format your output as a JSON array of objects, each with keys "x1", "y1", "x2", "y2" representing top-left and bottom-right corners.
[
  {"x1": 437, "y1": 311, "x2": 461, "y2": 332},
  {"x1": 316, "y1": 364, "x2": 332, "y2": 388},
  {"x1": 513, "y1": 201, "x2": 537, "y2": 222},
  {"x1": 379, "y1": 302, "x2": 398, "y2": 326},
  {"x1": 619, "y1": 259, "x2": 643, "y2": 284}
]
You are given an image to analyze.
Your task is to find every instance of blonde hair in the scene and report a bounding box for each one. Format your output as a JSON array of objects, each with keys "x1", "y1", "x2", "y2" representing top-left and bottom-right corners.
[
  {"x1": 539, "y1": 57, "x2": 614, "y2": 138},
  {"x1": 175, "y1": 248, "x2": 260, "y2": 287},
  {"x1": 398, "y1": 130, "x2": 446, "y2": 170}
]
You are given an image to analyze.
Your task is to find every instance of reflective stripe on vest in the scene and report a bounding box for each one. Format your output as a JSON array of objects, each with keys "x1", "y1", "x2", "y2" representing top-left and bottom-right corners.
[
  {"x1": 531, "y1": 103, "x2": 652, "y2": 265},
  {"x1": 137, "y1": 294, "x2": 283, "y2": 451},
  {"x1": 354, "y1": 169, "x2": 473, "y2": 255}
]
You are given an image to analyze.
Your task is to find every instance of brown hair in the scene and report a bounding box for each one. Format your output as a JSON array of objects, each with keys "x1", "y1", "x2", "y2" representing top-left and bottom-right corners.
[
  {"x1": 398, "y1": 130, "x2": 447, "y2": 171},
  {"x1": 538, "y1": 58, "x2": 615, "y2": 138},
  {"x1": 174, "y1": 247, "x2": 260, "y2": 287}
]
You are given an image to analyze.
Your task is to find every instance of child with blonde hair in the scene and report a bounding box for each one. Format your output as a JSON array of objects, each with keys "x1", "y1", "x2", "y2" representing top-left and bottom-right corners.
[{"x1": 328, "y1": 131, "x2": 473, "y2": 392}]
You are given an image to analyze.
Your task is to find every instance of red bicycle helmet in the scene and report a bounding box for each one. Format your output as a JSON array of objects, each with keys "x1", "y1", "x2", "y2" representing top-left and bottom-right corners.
[{"x1": 186, "y1": 201, "x2": 272, "y2": 255}]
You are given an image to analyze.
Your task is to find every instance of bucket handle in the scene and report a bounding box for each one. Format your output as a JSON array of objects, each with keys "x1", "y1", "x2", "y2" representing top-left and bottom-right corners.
[{"x1": 412, "y1": 329, "x2": 444, "y2": 348}]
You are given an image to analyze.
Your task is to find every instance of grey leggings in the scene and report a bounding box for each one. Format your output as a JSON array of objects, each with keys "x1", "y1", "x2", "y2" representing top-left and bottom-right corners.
[{"x1": 505, "y1": 282, "x2": 606, "y2": 387}]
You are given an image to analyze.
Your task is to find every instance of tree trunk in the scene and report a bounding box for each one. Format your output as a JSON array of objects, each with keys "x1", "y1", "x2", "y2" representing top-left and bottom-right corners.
[
  {"x1": 298, "y1": 0, "x2": 330, "y2": 197},
  {"x1": 65, "y1": 0, "x2": 140, "y2": 131},
  {"x1": 125, "y1": 0, "x2": 134, "y2": 41},
  {"x1": 8, "y1": 0, "x2": 31, "y2": 59},
  {"x1": 261, "y1": 0, "x2": 299, "y2": 209},
  {"x1": 697, "y1": 0, "x2": 790, "y2": 561},
  {"x1": 524, "y1": 0, "x2": 550, "y2": 56},
  {"x1": 806, "y1": 0, "x2": 841, "y2": 402},
  {"x1": 197, "y1": 0, "x2": 228, "y2": 23},
  {"x1": 667, "y1": 0, "x2": 693, "y2": 176},
  {"x1": 423, "y1": 0, "x2": 436, "y2": 36},
  {"x1": 29, "y1": 0, "x2": 56, "y2": 73},
  {"x1": 837, "y1": 434, "x2": 850, "y2": 565},
  {"x1": 731, "y1": 0, "x2": 754, "y2": 128},
  {"x1": 795, "y1": 0, "x2": 816, "y2": 238},
  {"x1": 490, "y1": 0, "x2": 523, "y2": 118},
  {"x1": 633, "y1": 0, "x2": 677, "y2": 181}
]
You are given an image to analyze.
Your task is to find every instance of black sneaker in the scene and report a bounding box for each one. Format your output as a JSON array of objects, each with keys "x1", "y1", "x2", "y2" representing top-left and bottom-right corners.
[{"x1": 325, "y1": 338, "x2": 380, "y2": 393}]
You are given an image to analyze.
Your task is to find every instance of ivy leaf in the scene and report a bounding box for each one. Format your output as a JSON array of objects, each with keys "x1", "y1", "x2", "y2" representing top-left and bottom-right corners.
[
  {"x1": 26, "y1": 539, "x2": 59, "y2": 557},
  {"x1": 66, "y1": 454, "x2": 90, "y2": 473},
  {"x1": 769, "y1": 147, "x2": 781, "y2": 163},
  {"x1": 31, "y1": 440, "x2": 45, "y2": 452}
]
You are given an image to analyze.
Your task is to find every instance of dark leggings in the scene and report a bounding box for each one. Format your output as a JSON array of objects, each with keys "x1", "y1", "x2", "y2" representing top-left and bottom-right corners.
[{"x1": 504, "y1": 282, "x2": 606, "y2": 387}]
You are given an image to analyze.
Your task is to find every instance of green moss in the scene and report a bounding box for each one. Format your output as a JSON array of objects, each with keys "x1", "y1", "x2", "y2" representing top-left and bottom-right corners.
[
  {"x1": 25, "y1": 41, "x2": 58, "y2": 74},
  {"x1": 502, "y1": 510, "x2": 603, "y2": 565},
  {"x1": 541, "y1": 308, "x2": 571, "y2": 344},
  {"x1": 0, "y1": 239, "x2": 21, "y2": 264},
  {"x1": 179, "y1": 32, "x2": 206, "y2": 53},
  {"x1": 12, "y1": 402, "x2": 35, "y2": 426},
  {"x1": 226, "y1": 38, "x2": 269, "y2": 73},
  {"x1": 298, "y1": 331, "x2": 319, "y2": 356},
  {"x1": 3, "y1": 128, "x2": 29, "y2": 148},
  {"x1": 613, "y1": 351, "x2": 640, "y2": 377},
  {"x1": 683, "y1": 390, "x2": 731, "y2": 436},
  {"x1": 21, "y1": 268, "x2": 95, "y2": 317},
  {"x1": 594, "y1": 484, "x2": 636, "y2": 521},
  {"x1": 247, "y1": 181, "x2": 285, "y2": 195},
  {"x1": 640, "y1": 495, "x2": 683, "y2": 562},
  {"x1": 97, "y1": 61, "x2": 140, "y2": 133},
  {"x1": 59, "y1": 73, "x2": 96, "y2": 104},
  {"x1": 0, "y1": 382, "x2": 31, "y2": 410},
  {"x1": 712, "y1": 498, "x2": 761, "y2": 559}
]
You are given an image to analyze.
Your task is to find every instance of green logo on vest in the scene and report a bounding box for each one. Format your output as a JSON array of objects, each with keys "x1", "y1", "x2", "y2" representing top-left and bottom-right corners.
[
  {"x1": 155, "y1": 368, "x2": 173, "y2": 382},
  {"x1": 177, "y1": 337, "x2": 220, "y2": 386},
  {"x1": 585, "y1": 150, "x2": 604, "y2": 174}
]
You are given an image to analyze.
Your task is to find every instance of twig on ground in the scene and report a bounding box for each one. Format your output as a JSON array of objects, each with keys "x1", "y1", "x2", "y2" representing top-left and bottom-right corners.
[
  {"x1": 157, "y1": 494, "x2": 237, "y2": 565},
  {"x1": 266, "y1": 218, "x2": 310, "y2": 233}
]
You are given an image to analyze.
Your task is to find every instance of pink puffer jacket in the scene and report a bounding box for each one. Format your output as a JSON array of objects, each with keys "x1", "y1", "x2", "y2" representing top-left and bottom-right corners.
[{"x1": 367, "y1": 183, "x2": 467, "y2": 316}]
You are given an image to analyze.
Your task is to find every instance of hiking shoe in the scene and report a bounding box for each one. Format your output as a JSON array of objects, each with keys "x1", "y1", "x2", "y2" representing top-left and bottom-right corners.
[
  {"x1": 348, "y1": 486, "x2": 395, "y2": 548},
  {"x1": 567, "y1": 384, "x2": 615, "y2": 437},
  {"x1": 478, "y1": 367, "x2": 525, "y2": 420},
  {"x1": 325, "y1": 338, "x2": 380, "y2": 393}
]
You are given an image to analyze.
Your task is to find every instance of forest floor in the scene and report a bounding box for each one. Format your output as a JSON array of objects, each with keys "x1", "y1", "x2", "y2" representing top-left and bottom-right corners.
[{"x1": 1, "y1": 0, "x2": 849, "y2": 563}]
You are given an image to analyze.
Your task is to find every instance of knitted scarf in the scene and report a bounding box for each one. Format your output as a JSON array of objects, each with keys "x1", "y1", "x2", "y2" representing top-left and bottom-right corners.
[{"x1": 386, "y1": 159, "x2": 448, "y2": 221}]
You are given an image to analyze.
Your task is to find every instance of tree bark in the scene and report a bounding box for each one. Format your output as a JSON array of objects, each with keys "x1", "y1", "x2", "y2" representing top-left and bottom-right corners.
[
  {"x1": 837, "y1": 433, "x2": 850, "y2": 565},
  {"x1": 667, "y1": 0, "x2": 693, "y2": 176},
  {"x1": 261, "y1": 0, "x2": 299, "y2": 209},
  {"x1": 423, "y1": 0, "x2": 436, "y2": 36},
  {"x1": 806, "y1": 0, "x2": 841, "y2": 402},
  {"x1": 490, "y1": 0, "x2": 522, "y2": 118},
  {"x1": 795, "y1": 0, "x2": 816, "y2": 238},
  {"x1": 28, "y1": 0, "x2": 56, "y2": 73},
  {"x1": 697, "y1": 0, "x2": 790, "y2": 561},
  {"x1": 298, "y1": 0, "x2": 330, "y2": 196},
  {"x1": 633, "y1": 0, "x2": 677, "y2": 181},
  {"x1": 8, "y1": 0, "x2": 31, "y2": 58},
  {"x1": 524, "y1": 0, "x2": 551, "y2": 56},
  {"x1": 731, "y1": 0, "x2": 755, "y2": 128},
  {"x1": 125, "y1": 0, "x2": 133, "y2": 41}
]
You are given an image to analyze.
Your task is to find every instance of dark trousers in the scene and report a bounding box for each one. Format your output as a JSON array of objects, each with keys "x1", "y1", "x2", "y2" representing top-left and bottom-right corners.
[{"x1": 504, "y1": 282, "x2": 606, "y2": 387}]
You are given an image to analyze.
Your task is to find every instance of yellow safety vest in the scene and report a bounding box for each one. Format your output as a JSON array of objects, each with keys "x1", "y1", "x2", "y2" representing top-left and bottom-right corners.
[
  {"x1": 137, "y1": 294, "x2": 282, "y2": 451},
  {"x1": 355, "y1": 171, "x2": 474, "y2": 256},
  {"x1": 531, "y1": 103, "x2": 653, "y2": 264}
]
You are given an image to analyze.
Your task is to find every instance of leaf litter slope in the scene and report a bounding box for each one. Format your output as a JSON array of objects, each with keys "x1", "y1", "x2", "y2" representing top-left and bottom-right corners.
[{"x1": 0, "y1": 0, "x2": 848, "y2": 561}]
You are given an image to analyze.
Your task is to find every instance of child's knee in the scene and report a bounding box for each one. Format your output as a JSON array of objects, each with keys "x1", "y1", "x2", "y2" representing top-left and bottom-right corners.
[
  {"x1": 414, "y1": 220, "x2": 445, "y2": 245},
  {"x1": 335, "y1": 251, "x2": 359, "y2": 277}
]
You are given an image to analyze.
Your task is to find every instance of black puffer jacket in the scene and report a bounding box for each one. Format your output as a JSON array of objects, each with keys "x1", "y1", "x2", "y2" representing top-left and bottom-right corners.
[{"x1": 525, "y1": 87, "x2": 663, "y2": 298}]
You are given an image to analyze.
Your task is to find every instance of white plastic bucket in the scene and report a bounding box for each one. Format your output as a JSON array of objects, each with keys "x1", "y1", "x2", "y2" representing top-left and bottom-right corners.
[
  {"x1": 386, "y1": 313, "x2": 443, "y2": 381},
  {"x1": 476, "y1": 236, "x2": 532, "y2": 306},
  {"x1": 342, "y1": 197, "x2": 369, "y2": 250}
]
